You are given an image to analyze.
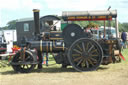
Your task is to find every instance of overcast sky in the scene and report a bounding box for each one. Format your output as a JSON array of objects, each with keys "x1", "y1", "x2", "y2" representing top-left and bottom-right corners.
[{"x1": 0, "y1": 0, "x2": 128, "y2": 27}]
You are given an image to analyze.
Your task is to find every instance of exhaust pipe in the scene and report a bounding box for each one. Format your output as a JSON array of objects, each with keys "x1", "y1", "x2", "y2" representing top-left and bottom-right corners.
[{"x1": 33, "y1": 9, "x2": 40, "y2": 35}]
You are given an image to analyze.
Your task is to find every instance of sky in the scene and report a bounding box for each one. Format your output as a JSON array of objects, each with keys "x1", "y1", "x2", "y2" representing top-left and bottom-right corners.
[{"x1": 0, "y1": 0, "x2": 128, "y2": 27}]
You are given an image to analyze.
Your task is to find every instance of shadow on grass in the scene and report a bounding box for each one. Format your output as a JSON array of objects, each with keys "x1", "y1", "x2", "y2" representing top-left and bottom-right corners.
[
  {"x1": 33, "y1": 68, "x2": 76, "y2": 73},
  {"x1": 1, "y1": 66, "x2": 109, "y2": 75},
  {"x1": 97, "y1": 66, "x2": 109, "y2": 70},
  {"x1": 0, "y1": 67, "x2": 76, "y2": 75}
]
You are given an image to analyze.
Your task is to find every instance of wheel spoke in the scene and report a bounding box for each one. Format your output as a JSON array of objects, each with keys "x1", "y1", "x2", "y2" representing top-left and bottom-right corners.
[
  {"x1": 76, "y1": 59, "x2": 83, "y2": 66},
  {"x1": 90, "y1": 49, "x2": 98, "y2": 54},
  {"x1": 91, "y1": 54, "x2": 98, "y2": 57},
  {"x1": 74, "y1": 56, "x2": 82, "y2": 61},
  {"x1": 85, "y1": 60, "x2": 89, "y2": 68},
  {"x1": 81, "y1": 59, "x2": 86, "y2": 67},
  {"x1": 76, "y1": 44, "x2": 82, "y2": 52},
  {"x1": 86, "y1": 42, "x2": 90, "y2": 51},
  {"x1": 72, "y1": 54, "x2": 81, "y2": 57},
  {"x1": 25, "y1": 57, "x2": 30, "y2": 61},
  {"x1": 82, "y1": 42, "x2": 86, "y2": 52},
  {"x1": 90, "y1": 57, "x2": 97, "y2": 62},
  {"x1": 88, "y1": 45, "x2": 94, "y2": 53},
  {"x1": 73, "y1": 49, "x2": 82, "y2": 54},
  {"x1": 26, "y1": 65, "x2": 29, "y2": 69},
  {"x1": 88, "y1": 59, "x2": 94, "y2": 66}
]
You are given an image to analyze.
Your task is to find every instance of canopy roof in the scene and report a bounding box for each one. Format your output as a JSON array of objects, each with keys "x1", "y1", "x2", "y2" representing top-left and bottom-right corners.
[
  {"x1": 62, "y1": 10, "x2": 117, "y2": 21},
  {"x1": 40, "y1": 15, "x2": 60, "y2": 21}
]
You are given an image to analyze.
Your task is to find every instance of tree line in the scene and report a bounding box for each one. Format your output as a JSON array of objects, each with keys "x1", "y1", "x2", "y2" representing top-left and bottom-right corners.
[
  {"x1": 73, "y1": 21, "x2": 128, "y2": 32},
  {"x1": 0, "y1": 20, "x2": 17, "y2": 30},
  {"x1": 0, "y1": 20, "x2": 128, "y2": 32}
]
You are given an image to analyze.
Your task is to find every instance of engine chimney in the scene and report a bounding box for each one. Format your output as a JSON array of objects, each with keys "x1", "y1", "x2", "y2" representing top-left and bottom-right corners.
[{"x1": 33, "y1": 9, "x2": 40, "y2": 35}]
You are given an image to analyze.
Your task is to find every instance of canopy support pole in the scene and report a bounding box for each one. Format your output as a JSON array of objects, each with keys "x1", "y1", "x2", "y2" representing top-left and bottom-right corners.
[
  {"x1": 115, "y1": 17, "x2": 119, "y2": 38},
  {"x1": 104, "y1": 20, "x2": 106, "y2": 38}
]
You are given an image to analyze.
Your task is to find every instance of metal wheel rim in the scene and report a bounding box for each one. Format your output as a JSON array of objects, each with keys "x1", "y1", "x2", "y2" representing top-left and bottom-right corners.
[
  {"x1": 12, "y1": 51, "x2": 35, "y2": 73},
  {"x1": 68, "y1": 38, "x2": 103, "y2": 72}
]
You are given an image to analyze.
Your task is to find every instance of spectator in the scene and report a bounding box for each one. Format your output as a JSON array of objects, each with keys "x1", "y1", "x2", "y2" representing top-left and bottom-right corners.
[
  {"x1": 121, "y1": 31, "x2": 127, "y2": 48},
  {"x1": 99, "y1": 31, "x2": 103, "y2": 38}
]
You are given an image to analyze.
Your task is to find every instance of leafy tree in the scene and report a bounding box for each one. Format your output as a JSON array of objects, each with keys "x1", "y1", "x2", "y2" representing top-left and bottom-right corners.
[
  {"x1": 72, "y1": 20, "x2": 128, "y2": 32},
  {"x1": 0, "y1": 26, "x2": 8, "y2": 30},
  {"x1": 2, "y1": 26, "x2": 8, "y2": 29},
  {"x1": 1, "y1": 18, "x2": 128, "y2": 32},
  {"x1": 118, "y1": 22, "x2": 124, "y2": 32},
  {"x1": 73, "y1": 21, "x2": 89, "y2": 28},
  {"x1": 0, "y1": 20, "x2": 17, "y2": 30},
  {"x1": 122, "y1": 23, "x2": 128, "y2": 32},
  {"x1": 7, "y1": 20, "x2": 17, "y2": 29}
]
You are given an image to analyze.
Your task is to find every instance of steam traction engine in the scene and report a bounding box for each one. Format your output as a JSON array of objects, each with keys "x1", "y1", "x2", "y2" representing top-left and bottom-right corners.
[{"x1": 11, "y1": 9, "x2": 120, "y2": 73}]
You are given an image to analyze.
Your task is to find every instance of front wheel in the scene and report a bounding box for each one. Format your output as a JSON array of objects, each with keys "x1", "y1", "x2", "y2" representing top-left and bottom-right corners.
[{"x1": 11, "y1": 50, "x2": 36, "y2": 73}]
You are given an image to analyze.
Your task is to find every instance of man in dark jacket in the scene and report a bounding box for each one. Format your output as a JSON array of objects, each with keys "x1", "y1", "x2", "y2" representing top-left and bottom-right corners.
[{"x1": 121, "y1": 31, "x2": 127, "y2": 48}]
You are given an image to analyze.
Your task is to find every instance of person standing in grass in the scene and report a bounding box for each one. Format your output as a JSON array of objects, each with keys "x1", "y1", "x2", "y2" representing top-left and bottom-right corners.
[{"x1": 121, "y1": 31, "x2": 127, "y2": 49}]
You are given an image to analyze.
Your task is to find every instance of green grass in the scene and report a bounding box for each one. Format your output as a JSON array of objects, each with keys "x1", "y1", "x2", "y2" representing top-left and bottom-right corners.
[
  {"x1": 0, "y1": 49, "x2": 128, "y2": 73},
  {"x1": 121, "y1": 48, "x2": 128, "y2": 62}
]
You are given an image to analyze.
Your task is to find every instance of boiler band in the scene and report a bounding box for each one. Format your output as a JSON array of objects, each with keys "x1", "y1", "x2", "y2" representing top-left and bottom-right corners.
[{"x1": 29, "y1": 40, "x2": 65, "y2": 52}]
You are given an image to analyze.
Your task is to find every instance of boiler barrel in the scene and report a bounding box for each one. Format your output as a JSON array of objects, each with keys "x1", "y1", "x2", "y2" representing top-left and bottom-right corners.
[{"x1": 29, "y1": 40, "x2": 65, "y2": 52}]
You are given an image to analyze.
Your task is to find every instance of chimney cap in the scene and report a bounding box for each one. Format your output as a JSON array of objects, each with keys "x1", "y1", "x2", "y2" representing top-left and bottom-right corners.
[{"x1": 33, "y1": 9, "x2": 40, "y2": 12}]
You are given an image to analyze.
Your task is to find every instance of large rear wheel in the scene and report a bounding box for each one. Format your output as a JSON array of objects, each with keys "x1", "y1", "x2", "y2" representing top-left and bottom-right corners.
[{"x1": 68, "y1": 38, "x2": 103, "y2": 72}]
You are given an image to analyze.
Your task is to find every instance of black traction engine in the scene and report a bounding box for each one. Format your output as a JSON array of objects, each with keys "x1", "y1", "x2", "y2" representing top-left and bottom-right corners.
[{"x1": 11, "y1": 9, "x2": 103, "y2": 73}]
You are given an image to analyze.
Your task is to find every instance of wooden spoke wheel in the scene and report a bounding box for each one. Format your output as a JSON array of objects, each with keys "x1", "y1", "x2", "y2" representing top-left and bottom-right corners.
[
  {"x1": 68, "y1": 38, "x2": 103, "y2": 72},
  {"x1": 12, "y1": 50, "x2": 36, "y2": 73}
]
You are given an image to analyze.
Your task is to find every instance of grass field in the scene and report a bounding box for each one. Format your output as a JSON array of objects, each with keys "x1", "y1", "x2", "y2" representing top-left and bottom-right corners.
[
  {"x1": 0, "y1": 49, "x2": 128, "y2": 85},
  {"x1": 121, "y1": 48, "x2": 128, "y2": 61}
]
